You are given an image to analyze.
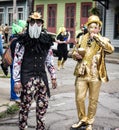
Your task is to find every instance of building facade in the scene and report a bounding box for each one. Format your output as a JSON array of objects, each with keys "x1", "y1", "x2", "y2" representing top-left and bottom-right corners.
[
  {"x1": 34, "y1": 0, "x2": 119, "y2": 50},
  {"x1": 0, "y1": 0, "x2": 31, "y2": 27},
  {"x1": 95, "y1": 0, "x2": 119, "y2": 51},
  {"x1": 105, "y1": 0, "x2": 119, "y2": 50},
  {"x1": 33, "y1": 0, "x2": 94, "y2": 43}
]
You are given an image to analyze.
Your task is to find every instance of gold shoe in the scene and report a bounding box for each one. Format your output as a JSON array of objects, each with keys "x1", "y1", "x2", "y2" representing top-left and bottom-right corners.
[
  {"x1": 86, "y1": 124, "x2": 93, "y2": 130},
  {"x1": 71, "y1": 121, "x2": 86, "y2": 128},
  {"x1": 57, "y1": 67, "x2": 60, "y2": 71}
]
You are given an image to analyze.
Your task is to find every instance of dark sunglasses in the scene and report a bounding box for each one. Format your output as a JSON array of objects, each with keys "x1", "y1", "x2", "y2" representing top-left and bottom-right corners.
[{"x1": 30, "y1": 19, "x2": 43, "y2": 24}]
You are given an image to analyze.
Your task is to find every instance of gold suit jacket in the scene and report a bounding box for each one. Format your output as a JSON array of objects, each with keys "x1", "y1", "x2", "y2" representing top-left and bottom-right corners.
[{"x1": 72, "y1": 33, "x2": 114, "y2": 82}]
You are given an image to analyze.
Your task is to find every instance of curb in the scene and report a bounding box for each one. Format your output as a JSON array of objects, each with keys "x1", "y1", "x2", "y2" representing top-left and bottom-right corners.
[{"x1": 105, "y1": 58, "x2": 119, "y2": 64}]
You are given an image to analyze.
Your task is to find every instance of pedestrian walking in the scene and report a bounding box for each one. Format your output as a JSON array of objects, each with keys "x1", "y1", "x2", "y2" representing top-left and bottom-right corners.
[
  {"x1": 56, "y1": 26, "x2": 70, "y2": 70},
  {"x1": 0, "y1": 24, "x2": 4, "y2": 35},
  {"x1": 4, "y1": 23, "x2": 9, "y2": 43},
  {"x1": 71, "y1": 15, "x2": 114, "y2": 130},
  {"x1": 0, "y1": 22, "x2": 24, "y2": 77},
  {"x1": 0, "y1": 30, "x2": 5, "y2": 75},
  {"x1": 13, "y1": 11, "x2": 57, "y2": 130},
  {"x1": 0, "y1": 33, "x2": 3, "y2": 57}
]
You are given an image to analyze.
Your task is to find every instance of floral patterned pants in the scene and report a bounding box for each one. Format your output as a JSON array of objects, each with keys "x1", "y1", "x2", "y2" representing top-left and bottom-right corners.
[{"x1": 19, "y1": 77, "x2": 48, "y2": 130}]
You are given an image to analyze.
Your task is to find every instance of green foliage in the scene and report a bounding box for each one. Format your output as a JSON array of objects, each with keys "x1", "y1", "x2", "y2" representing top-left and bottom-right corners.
[
  {"x1": 89, "y1": 7, "x2": 100, "y2": 16},
  {"x1": 0, "y1": 104, "x2": 19, "y2": 119},
  {"x1": 0, "y1": 111, "x2": 7, "y2": 118},
  {"x1": 0, "y1": 75, "x2": 10, "y2": 78},
  {"x1": 0, "y1": 70, "x2": 10, "y2": 78},
  {"x1": 7, "y1": 104, "x2": 19, "y2": 114}
]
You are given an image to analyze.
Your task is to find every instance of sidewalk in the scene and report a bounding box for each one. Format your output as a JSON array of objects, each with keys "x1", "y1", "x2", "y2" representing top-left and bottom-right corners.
[
  {"x1": 0, "y1": 78, "x2": 14, "y2": 113},
  {"x1": 105, "y1": 52, "x2": 119, "y2": 64}
]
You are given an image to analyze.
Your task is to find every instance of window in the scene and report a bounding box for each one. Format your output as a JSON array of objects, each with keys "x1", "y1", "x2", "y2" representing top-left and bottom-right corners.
[
  {"x1": 47, "y1": 4, "x2": 57, "y2": 32},
  {"x1": 8, "y1": 8, "x2": 13, "y2": 26},
  {"x1": 48, "y1": 6, "x2": 56, "y2": 27},
  {"x1": 65, "y1": 3, "x2": 76, "y2": 39},
  {"x1": 66, "y1": 5, "x2": 75, "y2": 28},
  {"x1": 17, "y1": 7, "x2": 24, "y2": 20},
  {"x1": 81, "y1": 4, "x2": 91, "y2": 17},
  {"x1": 114, "y1": 12, "x2": 119, "y2": 39},
  {"x1": 36, "y1": 5, "x2": 44, "y2": 17},
  {"x1": 7, "y1": 7, "x2": 24, "y2": 26},
  {"x1": 0, "y1": 8, "x2": 4, "y2": 25},
  {"x1": 80, "y1": 2, "x2": 92, "y2": 28}
]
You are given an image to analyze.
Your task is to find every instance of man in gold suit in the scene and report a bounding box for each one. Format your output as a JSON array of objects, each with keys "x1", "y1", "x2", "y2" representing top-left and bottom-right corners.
[{"x1": 71, "y1": 15, "x2": 114, "y2": 130}]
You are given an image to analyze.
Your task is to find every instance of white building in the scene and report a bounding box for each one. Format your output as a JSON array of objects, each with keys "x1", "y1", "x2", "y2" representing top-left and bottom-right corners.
[
  {"x1": 95, "y1": 0, "x2": 119, "y2": 51},
  {"x1": 0, "y1": 0, "x2": 33, "y2": 26}
]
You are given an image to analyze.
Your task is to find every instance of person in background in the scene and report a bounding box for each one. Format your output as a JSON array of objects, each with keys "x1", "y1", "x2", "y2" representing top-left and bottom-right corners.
[
  {"x1": 0, "y1": 22, "x2": 24, "y2": 77},
  {"x1": 75, "y1": 24, "x2": 88, "y2": 44},
  {"x1": 13, "y1": 11, "x2": 57, "y2": 130},
  {"x1": 10, "y1": 22, "x2": 26, "y2": 101},
  {"x1": 71, "y1": 15, "x2": 114, "y2": 130},
  {"x1": 56, "y1": 26, "x2": 70, "y2": 70},
  {"x1": 0, "y1": 24, "x2": 4, "y2": 58},
  {"x1": 0, "y1": 24, "x2": 9, "y2": 75},
  {"x1": 0, "y1": 24, "x2": 4, "y2": 35},
  {"x1": 0, "y1": 33, "x2": 3, "y2": 58},
  {"x1": 4, "y1": 23, "x2": 9, "y2": 43}
]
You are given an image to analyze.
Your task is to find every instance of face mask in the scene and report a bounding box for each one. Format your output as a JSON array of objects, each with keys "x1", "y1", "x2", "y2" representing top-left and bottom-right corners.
[{"x1": 28, "y1": 23, "x2": 42, "y2": 38}]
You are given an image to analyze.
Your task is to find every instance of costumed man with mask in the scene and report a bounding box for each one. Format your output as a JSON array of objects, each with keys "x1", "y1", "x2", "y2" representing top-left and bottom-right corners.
[
  {"x1": 71, "y1": 15, "x2": 114, "y2": 130},
  {"x1": 13, "y1": 11, "x2": 57, "y2": 130}
]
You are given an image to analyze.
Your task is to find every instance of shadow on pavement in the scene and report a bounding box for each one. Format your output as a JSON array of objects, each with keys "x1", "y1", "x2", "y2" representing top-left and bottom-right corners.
[{"x1": 70, "y1": 125, "x2": 116, "y2": 130}]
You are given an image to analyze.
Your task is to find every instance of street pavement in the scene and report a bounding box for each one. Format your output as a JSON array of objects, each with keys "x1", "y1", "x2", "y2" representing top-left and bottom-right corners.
[{"x1": 0, "y1": 52, "x2": 119, "y2": 130}]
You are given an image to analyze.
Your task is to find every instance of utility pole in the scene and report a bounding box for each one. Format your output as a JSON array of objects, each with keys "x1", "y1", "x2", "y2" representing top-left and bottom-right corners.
[{"x1": 13, "y1": 0, "x2": 17, "y2": 23}]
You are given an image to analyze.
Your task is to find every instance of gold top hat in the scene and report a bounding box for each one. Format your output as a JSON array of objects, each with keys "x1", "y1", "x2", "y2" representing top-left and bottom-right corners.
[{"x1": 86, "y1": 15, "x2": 102, "y2": 26}]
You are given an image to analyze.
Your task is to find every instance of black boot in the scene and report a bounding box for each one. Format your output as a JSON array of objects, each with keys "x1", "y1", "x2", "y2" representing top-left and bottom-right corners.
[{"x1": 1, "y1": 63, "x2": 8, "y2": 76}]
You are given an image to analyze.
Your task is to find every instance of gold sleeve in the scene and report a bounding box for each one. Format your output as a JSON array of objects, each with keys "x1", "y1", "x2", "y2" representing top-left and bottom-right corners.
[
  {"x1": 71, "y1": 44, "x2": 80, "y2": 60},
  {"x1": 93, "y1": 36, "x2": 115, "y2": 54}
]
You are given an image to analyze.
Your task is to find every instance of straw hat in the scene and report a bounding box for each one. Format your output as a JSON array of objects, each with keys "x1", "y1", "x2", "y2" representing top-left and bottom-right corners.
[
  {"x1": 86, "y1": 15, "x2": 102, "y2": 26},
  {"x1": 29, "y1": 12, "x2": 44, "y2": 23}
]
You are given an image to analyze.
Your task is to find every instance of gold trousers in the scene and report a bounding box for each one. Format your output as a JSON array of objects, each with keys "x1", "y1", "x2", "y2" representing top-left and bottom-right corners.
[{"x1": 75, "y1": 77, "x2": 101, "y2": 124}]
